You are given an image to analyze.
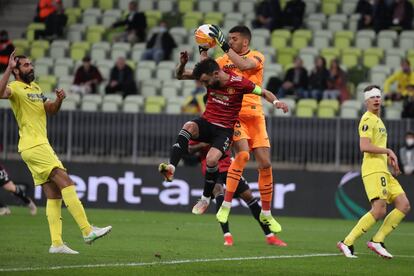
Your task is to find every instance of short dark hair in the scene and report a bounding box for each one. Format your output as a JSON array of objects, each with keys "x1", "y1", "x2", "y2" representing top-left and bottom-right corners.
[
  {"x1": 11, "y1": 55, "x2": 27, "y2": 78},
  {"x1": 192, "y1": 58, "x2": 220, "y2": 80},
  {"x1": 406, "y1": 130, "x2": 414, "y2": 136},
  {"x1": 82, "y1": 56, "x2": 91, "y2": 62},
  {"x1": 229, "y1": 25, "x2": 251, "y2": 42},
  {"x1": 363, "y1": 84, "x2": 381, "y2": 92}
]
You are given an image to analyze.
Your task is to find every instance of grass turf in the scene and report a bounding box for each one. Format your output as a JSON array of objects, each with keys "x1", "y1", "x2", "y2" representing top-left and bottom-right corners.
[{"x1": 1, "y1": 207, "x2": 413, "y2": 275}]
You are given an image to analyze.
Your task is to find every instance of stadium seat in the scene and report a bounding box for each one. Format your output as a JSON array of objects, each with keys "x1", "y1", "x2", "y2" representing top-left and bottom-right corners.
[
  {"x1": 98, "y1": 0, "x2": 114, "y2": 10},
  {"x1": 321, "y1": 47, "x2": 340, "y2": 65},
  {"x1": 124, "y1": 95, "x2": 144, "y2": 105},
  {"x1": 58, "y1": 76, "x2": 73, "y2": 93},
  {"x1": 30, "y1": 40, "x2": 50, "y2": 60},
  {"x1": 50, "y1": 40, "x2": 70, "y2": 59},
  {"x1": 204, "y1": 12, "x2": 224, "y2": 26},
  {"x1": 83, "y1": 94, "x2": 103, "y2": 104},
  {"x1": 165, "y1": 103, "x2": 182, "y2": 114},
  {"x1": 61, "y1": 100, "x2": 77, "y2": 111},
  {"x1": 306, "y1": 13, "x2": 326, "y2": 31},
  {"x1": 67, "y1": 24, "x2": 87, "y2": 42},
  {"x1": 96, "y1": 59, "x2": 113, "y2": 79},
  {"x1": 79, "y1": 0, "x2": 93, "y2": 9},
  {"x1": 146, "y1": 96, "x2": 166, "y2": 107},
  {"x1": 170, "y1": 27, "x2": 188, "y2": 45},
  {"x1": 103, "y1": 94, "x2": 123, "y2": 106},
  {"x1": 313, "y1": 29, "x2": 332, "y2": 49},
  {"x1": 271, "y1": 29, "x2": 291, "y2": 49},
  {"x1": 297, "y1": 99, "x2": 318, "y2": 111},
  {"x1": 340, "y1": 106, "x2": 359, "y2": 119},
  {"x1": 81, "y1": 101, "x2": 99, "y2": 112},
  {"x1": 82, "y1": 8, "x2": 101, "y2": 26},
  {"x1": 292, "y1": 29, "x2": 312, "y2": 50},
  {"x1": 86, "y1": 25, "x2": 106, "y2": 44},
  {"x1": 399, "y1": 30, "x2": 414, "y2": 50},
  {"x1": 385, "y1": 108, "x2": 401, "y2": 120},
  {"x1": 277, "y1": 48, "x2": 297, "y2": 69},
  {"x1": 145, "y1": 10, "x2": 162, "y2": 28},
  {"x1": 334, "y1": 31, "x2": 354, "y2": 49},
  {"x1": 13, "y1": 39, "x2": 30, "y2": 56},
  {"x1": 65, "y1": 7, "x2": 82, "y2": 26},
  {"x1": 118, "y1": 0, "x2": 131, "y2": 9},
  {"x1": 102, "y1": 9, "x2": 122, "y2": 27},
  {"x1": 322, "y1": 0, "x2": 339, "y2": 15},
  {"x1": 296, "y1": 106, "x2": 314, "y2": 118},
  {"x1": 183, "y1": 12, "x2": 203, "y2": 30},
  {"x1": 111, "y1": 42, "x2": 131, "y2": 59},
  {"x1": 385, "y1": 48, "x2": 405, "y2": 68},
  {"x1": 53, "y1": 58, "x2": 74, "y2": 76},
  {"x1": 135, "y1": 67, "x2": 153, "y2": 83},
  {"x1": 122, "y1": 102, "x2": 140, "y2": 113},
  {"x1": 26, "y1": 23, "x2": 45, "y2": 41},
  {"x1": 66, "y1": 92, "x2": 81, "y2": 104},
  {"x1": 327, "y1": 14, "x2": 346, "y2": 31},
  {"x1": 238, "y1": 0, "x2": 255, "y2": 14},
  {"x1": 178, "y1": 0, "x2": 194, "y2": 13},
  {"x1": 341, "y1": 48, "x2": 362, "y2": 68},
  {"x1": 342, "y1": 1, "x2": 357, "y2": 15},
  {"x1": 377, "y1": 30, "x2": 398, "y2": 50},
  {"x1": 91, "y1": 41, "x2": 111, "y2": 60},
  {"x1": 355, "y1": 30, "x2": 375, "y2": 49},
  {"x1": 101, "y1": 102, "x2": 119, "y2": 112},
  {"x1": 370, "y1": 65, "x2": 391, "y2": 84},
  {"x1": 363, "y1": 48, "x2": 384, "y2": 68},
  {"x1": 198, "y1": 0, "x2": 216, "y2": 12},
  {"x1": 37, "y1": 75, "x2": 57, "y2": 93},
  {"x1": 35, "y1": 57, "x2": 54, "y2": 76},
  {"x1": 317, "y1": 106, "x2": 336, "y2": 118},
  {"x1": 218, "y1": 0, "x2": 236, "y2": 13},
  {"x1": 144, "y1": 103, "x2": 163, "y2": 113},
  {"x1": 161, "y1": 87, "x2": 178, "y2": 98},
  {"x1": 319, "y1": 99, "x2": 339, "y2": 112}
]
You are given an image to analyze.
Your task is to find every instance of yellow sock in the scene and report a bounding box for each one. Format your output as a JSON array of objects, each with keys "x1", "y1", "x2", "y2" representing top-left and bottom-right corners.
[
  {"x1": 46, "y1": 199, "x2": 63, "y2": 247},
  {"x1": 61, "y1": 185, "x2": 92, "y2": 236},
  {"x1": 344, "y1": 212, "x2": 376, "y2": 246},
  {"x1": 372, "y1": 208, "x2": 406, "y2": 243}
]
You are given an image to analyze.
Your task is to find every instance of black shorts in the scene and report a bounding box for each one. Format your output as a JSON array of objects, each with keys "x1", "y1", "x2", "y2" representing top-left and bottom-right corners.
[
  {"x1": 216, "y1": 172, "x2": 250, "y2": 198},
  {"x1": 192, "y1": 117, "x2": 233, "y2": 154},
  {"x1": 0, "y1": 165, "x2": 10, "y2": 187}
]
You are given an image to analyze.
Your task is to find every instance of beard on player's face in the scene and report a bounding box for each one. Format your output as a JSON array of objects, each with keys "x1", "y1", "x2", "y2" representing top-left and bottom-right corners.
[
  {"x1": 19, "y1": 69, "x2": 35, "y2": 83},
  {"x1": 208, "y1": 79, "x2": 221, "y2": 89}
]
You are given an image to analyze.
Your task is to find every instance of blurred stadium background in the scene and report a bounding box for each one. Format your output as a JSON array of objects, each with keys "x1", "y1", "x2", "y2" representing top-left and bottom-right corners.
[{"x1": 0, "y1": 0, "x2": 414, "y2": 274}]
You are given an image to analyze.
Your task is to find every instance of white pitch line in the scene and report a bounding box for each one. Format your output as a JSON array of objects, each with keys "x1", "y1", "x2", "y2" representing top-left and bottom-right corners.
[{"x1": 0, "y1": 253, "x2": 341, "y2": 272}]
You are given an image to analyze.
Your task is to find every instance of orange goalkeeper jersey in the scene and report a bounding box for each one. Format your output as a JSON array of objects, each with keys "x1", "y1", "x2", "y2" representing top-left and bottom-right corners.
[{"x1": 216, "y1": 50, "x2": 264, "y2": 116}]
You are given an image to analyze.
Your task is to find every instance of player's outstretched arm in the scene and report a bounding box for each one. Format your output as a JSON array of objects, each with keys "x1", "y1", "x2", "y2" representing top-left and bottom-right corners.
[
  {"x1": 44, "y1": 88, "x2": 65, "y2": 115},
  {"x1": 175, "y1": 51, "x2": 195, "y2": 80},
  {"x1": 256, "y1": 87, "x2": 289, "y2": 113},
  {"x1": 209, "y1": 25, "x2": 256, "y2": 71},
  {"x1": 0, "y1": 51, "x2": 15, "y2": 99}
]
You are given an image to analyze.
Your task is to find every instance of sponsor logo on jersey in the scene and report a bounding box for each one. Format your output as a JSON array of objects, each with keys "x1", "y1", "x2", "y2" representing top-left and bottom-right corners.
[
  {"x1": 26, "y1": 93, "x2": 45, "y2": 102},
  {"x1": 230, "y1": 75, "x2": 242, "y2": 82}
]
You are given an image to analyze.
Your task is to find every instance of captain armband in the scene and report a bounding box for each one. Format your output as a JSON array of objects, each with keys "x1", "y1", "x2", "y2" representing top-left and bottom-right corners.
[{"x1": 252, "y1": 85, "x2": 262, "y2": 96}]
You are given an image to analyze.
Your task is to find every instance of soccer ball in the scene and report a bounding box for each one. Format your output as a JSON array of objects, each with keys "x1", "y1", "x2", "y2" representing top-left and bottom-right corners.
[{"x1": 194, "y1": 24, "x2": 216, "y2": 48}]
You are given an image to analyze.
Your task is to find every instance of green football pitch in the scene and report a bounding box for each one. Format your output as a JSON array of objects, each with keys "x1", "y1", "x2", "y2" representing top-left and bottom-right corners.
[{"x1": 1, "y1": 207, "x2": 413, "y2": 275}]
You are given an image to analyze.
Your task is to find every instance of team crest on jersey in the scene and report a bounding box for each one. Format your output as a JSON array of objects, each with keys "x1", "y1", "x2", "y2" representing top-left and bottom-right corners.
[
  {"x1": 210, "y1": 92, "x2": 229, "y2": 102},
  {"x1": 362, "y1": 124, "x2": 369, "y2": 131},
  {"x1": 227, "y1": 87, "x2": 235, "y2": 94}
]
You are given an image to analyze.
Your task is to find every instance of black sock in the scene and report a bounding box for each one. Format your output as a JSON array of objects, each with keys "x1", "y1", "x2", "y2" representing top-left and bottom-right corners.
[
  {"x1": 248, "y1": 198, "x2": 271, "y2": 235},
  {"x1": 203, "y1": 165, "x2": 218, "y2": 198},
  {"x1": 169, "y1": 129, "x2": 192, "y2": 167},
  {"x1": 215, "y1": 194, "x2": 230, "y2": 234},
  {"x1": 13, "y1": 185, "x2": 31, "y2": 205}
]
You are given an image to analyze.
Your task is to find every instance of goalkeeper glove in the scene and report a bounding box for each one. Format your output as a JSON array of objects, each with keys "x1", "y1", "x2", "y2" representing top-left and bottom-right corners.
[{"x1": 209, "y1": 25, "x2": 230, "y2": 53}]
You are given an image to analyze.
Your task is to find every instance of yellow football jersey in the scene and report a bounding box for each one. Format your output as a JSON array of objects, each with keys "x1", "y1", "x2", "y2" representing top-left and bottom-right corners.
[
  {"x1": 358, "y1": 111, "x2": 389, "y2": 177},
  {"x1": 7, "y1": 80, "x2": 49, "y2": 152}
]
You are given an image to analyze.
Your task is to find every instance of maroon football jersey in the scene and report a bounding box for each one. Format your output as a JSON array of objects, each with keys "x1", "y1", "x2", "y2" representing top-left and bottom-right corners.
[{"x1": 202, "y1": 70, "x2": 256, "y2": 129}]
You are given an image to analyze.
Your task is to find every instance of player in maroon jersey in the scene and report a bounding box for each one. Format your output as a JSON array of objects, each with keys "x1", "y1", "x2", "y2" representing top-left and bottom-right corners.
[
  {"x1": 188, "y1": 141, "x2": 287, "y2": 247},
  {"x1": 159, "y1": 54, "x2": 288, "y2": 215}
]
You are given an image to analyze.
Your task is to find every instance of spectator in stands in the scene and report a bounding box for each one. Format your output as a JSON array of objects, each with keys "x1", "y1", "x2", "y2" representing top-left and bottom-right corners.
[
  {"x1": 71, "y1": 56, "x2": 103, "y2": 95},
  {"x1": 278, "y1": 57, "x2": 308, "y2": 99},
  {"x1": 389, "y1": 0, "x2": 413, "y2": 31},
  {"x1": 34, "y1": 0, "x2": 67, "y2": 39},
  {"x1": 141, "y1": 21, "x2": 177, "y2": 64},
  {"x1": 282, "y1": 0, "x2": 306, "y2": 30},
  {"x1": 112, "y1": 1, "x2": 147, "y2": 43},
  {"x1": 402, "y1": 83, "x2": 414, "y2": 117},
  {"x1": 252, "y1": 0, "x2": 283, "y2": 31},
  {"x1": 308, "y1": 56, "x2": 329, "y2": 100},
  {"x1": 105, "y1": 57, "x2": 137, "y2": 97},
  {"x1": 384, "y1": 59, "x2": 414, "y2": 100},
  {"x1": 34, "y1": 0, "x2": 56, "y2": 22},
  {"x1": 182, "y1": 81, "x2": 206, "y2": 114},
  {"x1": 0, "y1": 30, "x2": 14, "y2": 73},
  {"x1": 355, "y1": 0, "x2": 373, "y2": 30},
  {"x1": 372, "y1": 0, "x2": 391, "y2": 32},
  {"x1": 323, "y1": 58, "x2": 349, "y2": 102},
  {"x1": 399, "y1": 131, "x2": 414, "y2": 174}
]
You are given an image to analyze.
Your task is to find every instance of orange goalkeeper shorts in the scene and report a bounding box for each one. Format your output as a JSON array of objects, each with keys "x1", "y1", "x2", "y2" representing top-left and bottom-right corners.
[{"x1": 233, "y1": 113, "x2": 270, "y2": 149}]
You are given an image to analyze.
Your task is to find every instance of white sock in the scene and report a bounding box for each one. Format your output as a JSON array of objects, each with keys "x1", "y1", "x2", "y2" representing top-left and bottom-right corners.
[
  {"x1": 201, "y1": 195, "x2": 210, "y2": 203},
  {"x1": 224, "y1": 232, "x2": 232, "y2": 237},
  {"x1": 222, "y1": 201, "x2": 232, "y2": 208},
  {"x1": 261, "y1": 210, "x2": 271, "y2": 216}
]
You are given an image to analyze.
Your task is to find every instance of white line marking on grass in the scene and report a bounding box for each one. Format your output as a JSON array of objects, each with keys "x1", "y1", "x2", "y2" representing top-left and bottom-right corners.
[{"x1": 0, "y1": 253, "x2": 341, "y2": 272}]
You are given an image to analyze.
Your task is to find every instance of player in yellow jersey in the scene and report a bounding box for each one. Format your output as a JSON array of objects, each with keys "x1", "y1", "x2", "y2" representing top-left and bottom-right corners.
[
  {"x1": 193, "y1": 25, "x2": 283, "y2": 235},
  {"x1": 0, "y1": 52, "x2": 112, "y2": 254},
  {"x1": 337, "y1": 85, "x2": 411, "y2": 259}
]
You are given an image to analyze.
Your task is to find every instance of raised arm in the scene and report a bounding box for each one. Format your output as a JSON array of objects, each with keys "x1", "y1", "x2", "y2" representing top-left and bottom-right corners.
[
  {"x1": 209, "y1": 25, "x2": 257, "y2": 71},
  {"x1": 175, "y1": 51, "x2": 195, "y2": 80},
  {"x1": 0, "y1": 51, "x2": 15, "y2": 99},
  {"x1": 44, "y1": 88, "x2": 65, "y2": 115},
  {"x1": 251, "y1": 85, "x2": 289, "y2": 113}
]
